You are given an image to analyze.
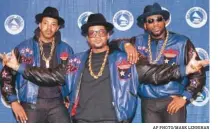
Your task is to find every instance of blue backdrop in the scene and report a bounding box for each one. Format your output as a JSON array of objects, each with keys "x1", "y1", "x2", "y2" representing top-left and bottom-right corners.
[{"x1": 0, "y1": 0, "x2": 209, "y2": 123}]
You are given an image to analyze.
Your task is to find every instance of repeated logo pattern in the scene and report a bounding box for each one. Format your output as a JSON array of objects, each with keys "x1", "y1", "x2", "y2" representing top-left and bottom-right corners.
[
  {"x1": 4, "y1": 15, "x2": 24, "y2": 35},
  {"x1": 186, "y1": 7, "x2": 207, "y2": 28}
]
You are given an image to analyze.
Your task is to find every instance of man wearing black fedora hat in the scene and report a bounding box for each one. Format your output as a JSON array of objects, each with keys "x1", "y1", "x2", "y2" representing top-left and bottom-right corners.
[
  {"x1": 0, "y1": 13, "x2": 209, "y2": 123},
  {"x1": 0, "y1": 6, "x2": 74, "y2": 123},
  {"x1": 120, "y1": 3, "x2": 206, "y2": 123}
]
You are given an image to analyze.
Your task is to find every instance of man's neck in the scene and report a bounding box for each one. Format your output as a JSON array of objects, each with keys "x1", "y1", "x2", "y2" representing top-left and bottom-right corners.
[{"x1": 92, "y1": 46, "x2": 109, "y2": 53}]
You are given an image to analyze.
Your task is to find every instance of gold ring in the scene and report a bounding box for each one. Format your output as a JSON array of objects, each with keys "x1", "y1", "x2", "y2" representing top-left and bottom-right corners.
[{"x1": 190, "y1": 64, "x2": 198, "y2": 70}]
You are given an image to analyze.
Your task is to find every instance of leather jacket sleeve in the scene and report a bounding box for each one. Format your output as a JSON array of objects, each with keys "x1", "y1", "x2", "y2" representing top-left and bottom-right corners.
[
  {"x1": 0, "y1": 66, "x2": 17, "y2": 101},
  {"x1": 0, "y1": 48, "x2": 21, "y2": 102},
  {"x1": 21, "y1": 61, "x2": 67, "y2": 87},
  {"x1": 18, "y1": 55, "x2": 183, "y2": 88},
  {"x1": 182, "y1": 39, "x2": 206, "y2": 100},
  {"x1": 136, "y1": 54, "x2": 181, "y2": 85}
]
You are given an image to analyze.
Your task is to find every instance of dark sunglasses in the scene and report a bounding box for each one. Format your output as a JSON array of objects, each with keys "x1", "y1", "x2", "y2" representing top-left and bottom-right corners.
[
  {"x1": 88, "y1": 29, "x2": 107, "y2": 38},
  {"x1": 145, "y1": 17, "x2": 164, "y2": 24}
]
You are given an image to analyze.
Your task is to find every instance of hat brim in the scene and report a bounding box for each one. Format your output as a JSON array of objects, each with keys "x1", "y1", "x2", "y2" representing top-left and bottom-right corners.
[
  {"x1": 35, "y1": 13, "x2": 65, "y2": 27},
  {"x1": 81, "y1": 22, "x2": 114, "y2": 35},
  {"x1": 137, "y1": 10, "x2": 169, "y2": 28}
]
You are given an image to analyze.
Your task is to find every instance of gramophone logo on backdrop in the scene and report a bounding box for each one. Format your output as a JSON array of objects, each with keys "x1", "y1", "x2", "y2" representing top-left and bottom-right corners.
[
  {"x1": 113, "y1": 10, "x2": 134, "y2": 31},
  {"x1": 190, "y1": 86, "x2": 209, "y2": 107},
  {"x1": 195, "y1": 48, "x2": 209, "y2": 60},
  {"x1": 78, "y1": 11, "x2": 93, "y2": 29},
  {"x1": 4, "y1": 15, "x2": 24, "y2": 35},
  {"x1": 186, "y1": 7, "x2": 207, "y2": 28},
  {"x1": 1, "y1": 96, "x2": 11, "y2": 108}
]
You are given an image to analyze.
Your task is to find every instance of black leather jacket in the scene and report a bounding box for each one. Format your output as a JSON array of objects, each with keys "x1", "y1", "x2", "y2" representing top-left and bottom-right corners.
[{"x1": 1, "y1": 49, "x2": 184, "y2": 90}]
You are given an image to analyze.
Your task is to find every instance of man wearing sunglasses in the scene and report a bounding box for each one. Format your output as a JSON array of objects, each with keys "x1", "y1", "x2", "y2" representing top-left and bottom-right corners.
[
  {"x1": 0, "y1": 13, "x2": 208, "y2": 123},
  {"x1": 119, "y1": 3, "x2": 207, "y2": 123}
]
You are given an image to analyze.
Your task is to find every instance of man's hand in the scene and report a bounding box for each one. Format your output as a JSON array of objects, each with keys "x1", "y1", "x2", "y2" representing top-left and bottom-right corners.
[
  {"x1": 11, "y1": 101, "x2": 28, "y2": 123},
  {"x1": 124, "y1": 43, "x2": 139, "y2": 64},
  {"x1": 0, "y1": 50, "x2": 20, "y2": 71},
  {"x1": 0, "y1": 52, "x2": 9, "y2": 66},
  {"x1": 186, "y1": 52, "x2": 209, "y2": 74},
  {"x1": 167, "y1": 96, "x2": 186, "y2": 115}
]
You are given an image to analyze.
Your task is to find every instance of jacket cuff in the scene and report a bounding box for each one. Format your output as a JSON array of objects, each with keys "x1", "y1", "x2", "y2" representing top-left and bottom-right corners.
[
  {"x1": 182, "y1": 91, "x2": 193, "y2": 100},
  {"x1": 7, "y1": 95, "x2": 18, "y2": 103},
  {"x1": 17, "y1": 63, "x2": 26, "y2": 74},
  {"x1": 179, "y1": 65, "x2": 186, "y2": 77}
]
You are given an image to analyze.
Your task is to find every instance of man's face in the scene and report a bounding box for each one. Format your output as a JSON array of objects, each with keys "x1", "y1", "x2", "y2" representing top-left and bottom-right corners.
[
  {"x1": 39, "y1": 17, "x2": 60, "y2": 40},
  {"x1": 144, "y1": 14, "x2": 166, "y2": 37},
  {"x1": 86, "y1": 25, "x2": 109, "y2": 49}
]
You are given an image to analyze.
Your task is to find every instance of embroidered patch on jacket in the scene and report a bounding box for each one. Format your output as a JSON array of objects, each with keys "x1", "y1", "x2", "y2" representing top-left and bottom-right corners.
[
  {"x1": 19, "y1": 48, "x2": 33, "y2": 64},
  {"x1": 68, "y1": 58, "x2": 81, "y2": 65},
  {"x1": 190, "y1": 79, "x2": 199, "y2": 88},
  {"x1": 137, "y1": 46, "x2": 149, "y2": 57},
  {"x1": 66, "y1": 58, "x2": 80, "y2": 74},
  {"x1": 2, "y1": 83, "x2": 12, "y2": 93},
  {"x1": 20, "y1": 48, "x2": 33, "y2": 55},
  {"x1": 66, "y1": 65, "x2": 78, "y2": 74},
  {"x1": 2, "y1": 70, "x2": 8, "y2": 78},
  {"x1": 21, "y1": 56, "x2": 33, "y2": 64},
  {"x1": 137, "y1": 46, "x2": 149, "y2": 53},
  {"x1": 163, "y1": 49, "x2": 179, "y2": 65},
  {"x1": 117, "y1": 60, "x2": 132, "y2": 80},
  {"x1": 60, "y1": 52, "x2": 69, "y2": 60}
]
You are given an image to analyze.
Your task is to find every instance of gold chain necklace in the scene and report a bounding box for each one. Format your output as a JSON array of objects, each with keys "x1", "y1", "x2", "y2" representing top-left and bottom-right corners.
[
  {"x1": 147, "y1": 30, "x2": 169, "y2": 64},
  {"x1": 88, "y1": 48, "x2": 109, "y2": 79},
  {"x1": 38, "y1": 38, "x2": 55, "y2": 68}
]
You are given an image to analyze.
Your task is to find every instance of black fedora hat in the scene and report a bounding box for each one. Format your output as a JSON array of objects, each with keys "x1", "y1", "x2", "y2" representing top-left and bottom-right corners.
[
  {"x1": 35, "y1": 6, "x2": 65, "y2": 28},
  {"x1": 81, "y1": 13, "x2": 114, "y2": 35},
  {"x1": 137, "y1": 3, "x2": 169, "y2": 27}
]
